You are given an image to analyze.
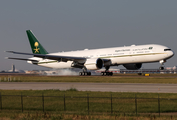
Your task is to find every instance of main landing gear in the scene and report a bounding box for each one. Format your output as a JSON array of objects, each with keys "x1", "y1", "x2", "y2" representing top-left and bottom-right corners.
[
  {"x1": 79, "y1": 67, "x2": 91, "y2": 76},
  {"x1": 101, "y1": 66, "x2": 113, "y2": 76},
  {"x1": 79, "y1": 66, "x2": 113, "y2": 76}
]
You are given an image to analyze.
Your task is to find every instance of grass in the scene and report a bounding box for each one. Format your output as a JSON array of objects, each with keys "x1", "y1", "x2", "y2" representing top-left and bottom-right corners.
[
  {"x1": 1, "y1": 111, "x2": 177, "y2": 120},
  {"x1": 0, "y1": 74, "x2": 177, "y2": 83},
  {"x1": 0, "y1": 90, "x2": 177, "y2": 114},
  {"x1": 0, "y1": 90, "x2": 177, "y2": 119}
]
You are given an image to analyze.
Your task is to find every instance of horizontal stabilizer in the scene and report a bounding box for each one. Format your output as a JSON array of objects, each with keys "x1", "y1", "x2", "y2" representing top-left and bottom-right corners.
[
  {"x1": 6, "y1": 51, "x2": 86, "y2": 62},
  {"x1": 6, "y1": 57, "x2": 38, "y2": 62}
]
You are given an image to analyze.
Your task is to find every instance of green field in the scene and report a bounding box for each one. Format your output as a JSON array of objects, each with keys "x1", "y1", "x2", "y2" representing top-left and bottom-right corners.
[
  {"x1": 0, "y1": 90, "x2": 177, "y2": 114},
  {"x1": 0, "y1": 90, "x2": 177, "y2": 119}
]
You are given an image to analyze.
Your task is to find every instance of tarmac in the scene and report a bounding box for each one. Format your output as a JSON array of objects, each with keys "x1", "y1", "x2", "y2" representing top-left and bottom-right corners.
[{"x1": 0, "y1": 82, "x2": 177, "y2": 93}]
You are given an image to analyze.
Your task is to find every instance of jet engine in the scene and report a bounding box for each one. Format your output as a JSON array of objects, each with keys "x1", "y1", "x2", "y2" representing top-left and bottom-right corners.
[
  {"x1": 123, "y1": 63, "x2": 142, "y2": 70},
  {"x1": 84, "y1": 58, "x2": 103, "y2": 70}
]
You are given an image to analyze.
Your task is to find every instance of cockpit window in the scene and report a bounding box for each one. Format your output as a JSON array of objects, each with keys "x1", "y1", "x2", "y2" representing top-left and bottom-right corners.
[
  {"x1": 164, "y1": 49, "x2": 171, "y2": 51},
  {"x1": 149, "y1": 47, "x2": 153, "y2": 49}
]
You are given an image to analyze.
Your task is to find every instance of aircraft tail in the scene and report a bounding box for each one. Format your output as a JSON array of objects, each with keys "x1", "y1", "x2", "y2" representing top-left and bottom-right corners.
[{"x1": 26, "y1": 30, "x2": 48, "y2": 54}]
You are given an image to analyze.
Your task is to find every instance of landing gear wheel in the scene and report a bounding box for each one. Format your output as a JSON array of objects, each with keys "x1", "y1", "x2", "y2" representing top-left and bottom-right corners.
[
  {"x1": 159, "y1": 66, "x2": 164, "y2": 70},
  {"x1": 106, "y1": 72, "x2": 110, "y2": 76},
  {"x1": 79, "y1": 72, "x2": 82, "y2": 76},
  {"x1": 109, "y1": 72, "x2": 113, "y2": 76},
  {"x1": 79, "y1": 72, "x2": 91, "y2": 76},
  {"x1": 101, "y1": 72, "x2": 105, "y2": 76},
  {"x1": 88, "y1": 72, "x2": 91, "y2": 76},
  {"x1": 101, "y1": 72, "x2": 113, "y2": 76}
]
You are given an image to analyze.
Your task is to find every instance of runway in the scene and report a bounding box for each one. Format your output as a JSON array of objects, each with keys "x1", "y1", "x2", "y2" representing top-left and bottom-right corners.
[{"x1": 0, "y1": 82, "x2": 177, "y2": 93}]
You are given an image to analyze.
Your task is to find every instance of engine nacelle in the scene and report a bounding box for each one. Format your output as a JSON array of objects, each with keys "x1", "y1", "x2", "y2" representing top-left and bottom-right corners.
[
  {"x1": 123, "y1": 63, "x2": 142, "y2": 70},
  {"x1": 84, "y1": 58, "x2": 103, "y2": 70}
]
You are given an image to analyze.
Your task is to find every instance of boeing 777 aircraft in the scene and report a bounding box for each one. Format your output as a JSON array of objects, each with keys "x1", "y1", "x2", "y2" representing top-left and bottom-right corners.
[{"x1": 6, "y1": 30, "x2": 174, "y2": 76}]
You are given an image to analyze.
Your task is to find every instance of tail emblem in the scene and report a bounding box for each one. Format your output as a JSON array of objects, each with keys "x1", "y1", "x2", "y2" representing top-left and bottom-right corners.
[{"x1": 34, "y1": 42, "x2": 40, "y2": 53}]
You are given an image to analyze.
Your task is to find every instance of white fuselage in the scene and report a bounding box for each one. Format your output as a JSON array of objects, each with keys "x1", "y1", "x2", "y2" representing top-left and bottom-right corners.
[{"x1": 28, "y1": 44, "x2": 174, "y2": 69}]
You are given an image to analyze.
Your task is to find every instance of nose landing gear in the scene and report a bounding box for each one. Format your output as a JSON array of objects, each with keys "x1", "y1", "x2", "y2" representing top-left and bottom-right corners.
[{"x1": 159, "y1": 60, "x2": 166, "y2": 70}]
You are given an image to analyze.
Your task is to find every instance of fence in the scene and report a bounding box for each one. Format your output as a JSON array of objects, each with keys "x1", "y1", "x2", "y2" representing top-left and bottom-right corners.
[{"x1": 0, "y1": 93, "x2": 177, "y2": 116}]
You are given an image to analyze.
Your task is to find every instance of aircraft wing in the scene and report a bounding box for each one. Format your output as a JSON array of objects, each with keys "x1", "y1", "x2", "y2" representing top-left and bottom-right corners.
[{"x1": 6, "y1": 51, "x2": 86, "y2": 62}]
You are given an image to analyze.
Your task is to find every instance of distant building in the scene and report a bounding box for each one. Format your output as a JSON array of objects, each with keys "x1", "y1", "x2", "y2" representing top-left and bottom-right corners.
[
  {"x1": 0, "y1": 64, "x2": 25, "y2": 73},
  {"x1": 8, "y1": 64, "x2": 17, "y2": 73},
  {"x1": 96, "y1": 69, "x2": 120, "y2": 73},
  {"x1": 166, "y1": 66, "x2": 177, "y2": 70}
]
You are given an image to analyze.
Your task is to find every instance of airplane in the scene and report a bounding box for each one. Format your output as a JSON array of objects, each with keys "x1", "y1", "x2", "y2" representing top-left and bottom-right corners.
[{"x1": 6, "y1": 30, "x2": 174, "y2": 76}]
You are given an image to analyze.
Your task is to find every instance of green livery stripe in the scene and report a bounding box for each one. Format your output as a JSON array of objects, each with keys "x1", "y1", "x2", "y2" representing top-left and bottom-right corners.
[
  {"x1": 99, "y1": 53, "x2": 166, "y2": 59},
  {"x1": 37, "y1": 53, "x2": 165, "y2": 65},
  {"x1": 37, "y1": 61, "x2": 58, "y2": 64}
]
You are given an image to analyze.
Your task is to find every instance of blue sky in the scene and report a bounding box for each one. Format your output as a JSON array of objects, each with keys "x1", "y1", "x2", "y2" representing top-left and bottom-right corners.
[{"x1": 1, "y1": 1, "x2": 177, "y2": 70}]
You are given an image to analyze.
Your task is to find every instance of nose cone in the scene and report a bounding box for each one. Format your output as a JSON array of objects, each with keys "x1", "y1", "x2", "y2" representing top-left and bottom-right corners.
[{"x1": 169, "y1": 50, "x2": 174, "y2": 58}]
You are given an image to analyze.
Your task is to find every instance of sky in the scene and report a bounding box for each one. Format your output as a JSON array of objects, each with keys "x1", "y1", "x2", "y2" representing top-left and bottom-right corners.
[{"x1": 0, "y1": 1, "x2": 177, "y2": 71}]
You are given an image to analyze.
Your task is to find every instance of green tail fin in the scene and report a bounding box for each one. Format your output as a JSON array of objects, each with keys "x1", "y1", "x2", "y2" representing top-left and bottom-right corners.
[{"x1": 26, "y1": 30, "x2": 48, "y2": 54}]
